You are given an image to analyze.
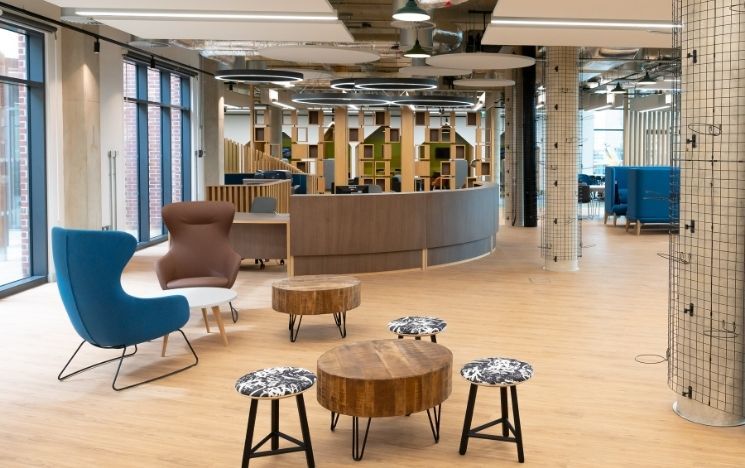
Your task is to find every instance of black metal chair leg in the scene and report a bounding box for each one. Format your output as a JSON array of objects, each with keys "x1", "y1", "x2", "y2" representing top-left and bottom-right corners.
[
  {"x1": 58, "y1": 341, "x2": 137, "y2": 381},
  {"x1": 112, "y1": 330, "x2": 199, "y2": 391},
  {"x1": 331, "y1": 412, "x2": 340, "y2": 431},
  {"x1": 415, "y1": 336, "x2": 421, "y2": 341},
  {"x1": 430, "y1": 335, "x2": 437, "y2": 343},
  {"x1": 242, "y1": 399, "x2": 259, "y2": 468},
  {"x1": 296, "y1": 394, "x2": 315, "y2": 468},
  {"x1": 230, "y1": 301, "x2": 239, "y2": 323},
  {"x1": 352, "y1": 417, "x2": 371, "y2": 461},
  {"x1": 501, "y1": 387, "x2": 510, "y2": 437},
  {"x1": 397, "y1": 335, "x2": 403, "y2": 340},
  {"x1": 271, "y1": 399, "x2": 280, "y2": 451},
  {"x1": 459, "y1": 384, "x2": 478, "y2": 455},
  {"x1": 511, "y1": 385, "x2": 525, "y2": 463}
]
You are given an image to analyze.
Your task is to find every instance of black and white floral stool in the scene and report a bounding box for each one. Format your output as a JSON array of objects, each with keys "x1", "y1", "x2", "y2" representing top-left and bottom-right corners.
[
  {"x1": 235, "y1": 367, "x2": 316, "y2": 468},
  {"x1": 458, "y1": 357, "x2": 533, "y2": 463},
  {"x1": 387, "y1": 316, "x2": 447, "y2": 343}
]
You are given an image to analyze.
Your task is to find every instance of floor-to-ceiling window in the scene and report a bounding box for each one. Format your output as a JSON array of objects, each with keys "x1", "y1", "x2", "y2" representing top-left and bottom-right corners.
[
  {"x1": 0, "y1": 23, "x2": 46, "y2": 296},
  {"x1": 123, "y1": 59, "x2": 191, "y2": 244}
]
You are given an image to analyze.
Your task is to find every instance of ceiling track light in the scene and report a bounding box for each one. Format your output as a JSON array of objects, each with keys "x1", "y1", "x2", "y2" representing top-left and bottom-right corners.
[
  {"x1": 392, "y1": 0, "x2": 430, "y2": 22},
  {"x1": 637, "y1": 71, "x2": 656, "y2": 85},
  {"x1": 150, "y1": 55, "x2": 156, "y2": 68},
  {"x1": 93, "y1": 37, "x2": 100, "y2": 54}
]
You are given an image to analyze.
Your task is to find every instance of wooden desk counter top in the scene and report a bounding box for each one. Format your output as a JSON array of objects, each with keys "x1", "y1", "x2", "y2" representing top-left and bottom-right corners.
[{"x1": 233, "y1": 212, "x2": 289, "y2": 224}]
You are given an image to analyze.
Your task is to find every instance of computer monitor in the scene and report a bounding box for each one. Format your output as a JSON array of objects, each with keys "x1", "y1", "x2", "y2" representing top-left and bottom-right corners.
[{"x1": 335, "y1": 185, "x2": 370, "y2": 194}]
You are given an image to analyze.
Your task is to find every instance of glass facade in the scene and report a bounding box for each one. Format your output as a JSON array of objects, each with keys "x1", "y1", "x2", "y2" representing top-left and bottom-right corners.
[
  {"x1": 0, "y1": 25, "x2": 46, "y2": 294},
  {"x1": 123, "y1": 60, "x2": 191, "y2": 244}
]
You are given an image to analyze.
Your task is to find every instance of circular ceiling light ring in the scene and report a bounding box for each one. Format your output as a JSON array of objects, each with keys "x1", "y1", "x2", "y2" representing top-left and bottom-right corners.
[
  {"x1": 291, "y1": 93, "x2": 392, "y2": 106},
  {"x1": 389, "y1": 95, "x2": 476, "y2": 108},
  {"x1": 330, "y1": 78, "x2": 358, "y2": 90},
  {"x1": 353, "y1": 77, "x2": 437, "y2": 91},
  {"x1": 215, "y1": 69, "x2": 303, "y2": 83}
]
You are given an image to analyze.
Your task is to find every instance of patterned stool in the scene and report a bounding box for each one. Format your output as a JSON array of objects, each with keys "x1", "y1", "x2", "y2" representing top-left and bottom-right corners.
[
  {"x1": 387, "y1": 316, "x2": 447, "y2": 343},
  {"x1": 235, "y1": 367, "x2": 316, "y2": 468},
  {"x1": 458, "y1": 357, "x2": 533, "y2": 463}
]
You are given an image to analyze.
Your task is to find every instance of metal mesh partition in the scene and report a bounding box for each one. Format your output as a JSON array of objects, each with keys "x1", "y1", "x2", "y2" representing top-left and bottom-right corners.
[
  {"x1": 668, "y1": 0, "x2": 745, "y2": 425},
  {"x1": 504, "y1": 73, "x2": 516, "y2": 224},
  {"x1": 541, "y1": 47, "x2": 580, "y2": 271}
]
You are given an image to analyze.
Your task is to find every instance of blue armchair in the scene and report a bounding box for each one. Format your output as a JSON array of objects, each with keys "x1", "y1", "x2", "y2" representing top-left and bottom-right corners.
[{"x1": 52, "y1": 227, "x2": 198, "y2": 391}]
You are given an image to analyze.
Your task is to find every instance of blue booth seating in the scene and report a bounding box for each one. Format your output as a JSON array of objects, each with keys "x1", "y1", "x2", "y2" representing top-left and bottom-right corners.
[
  {"x1": 224, "y1": 172, "x2": 308, "y2": 194},
  {"x1": 604, "y1": 165, "x2": 678, "y2": 233},
  {"x1": 604, "y1": 166, "x2": 632, "y2": 225},
  {"x1": 626, "y1": 167, "x2": 678, "y2": 235}
]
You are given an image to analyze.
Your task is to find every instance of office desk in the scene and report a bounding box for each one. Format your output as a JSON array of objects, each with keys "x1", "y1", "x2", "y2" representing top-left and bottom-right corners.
[{"x1": 230, "y1": 213, "x2": 293, "y2": 276}]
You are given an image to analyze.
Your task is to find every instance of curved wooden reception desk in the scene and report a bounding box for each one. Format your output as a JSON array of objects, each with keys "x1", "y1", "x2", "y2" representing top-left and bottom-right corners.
[{"x1": 289, "y1": 183, "x2": 499, "y2": 275}]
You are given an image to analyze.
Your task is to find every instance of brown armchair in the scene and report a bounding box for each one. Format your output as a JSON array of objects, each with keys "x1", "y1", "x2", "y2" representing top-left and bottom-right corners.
[{"x1": 156, "y1": 201, "x2": 242, "y2": 320}]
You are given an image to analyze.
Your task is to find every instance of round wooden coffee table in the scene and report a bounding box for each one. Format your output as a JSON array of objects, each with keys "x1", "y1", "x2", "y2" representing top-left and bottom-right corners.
[
  {"x1": 272, "y1": 275, "x2": 361, "y2": 342},
  {"x1": 317, "y1": 339, "x2": 453, "y2": 460}
]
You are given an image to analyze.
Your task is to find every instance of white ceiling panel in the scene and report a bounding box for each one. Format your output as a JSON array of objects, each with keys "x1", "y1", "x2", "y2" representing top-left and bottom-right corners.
[
  {"x1": 48, "y1": 0, "x2": 335, "y2": 13},
  {"x1": 482, "y1": 26, "x2": 673, "y2": 48},
  {"x1": 98, "y1": 19, "x2": 354, "y2": 42},
  {"x1": 491, "y1": 0, "x2": 670, "y2": 21}
]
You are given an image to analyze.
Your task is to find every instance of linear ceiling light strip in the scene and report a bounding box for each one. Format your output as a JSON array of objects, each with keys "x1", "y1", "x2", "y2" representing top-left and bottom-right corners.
[
  {"x1": 490, "y1": 17, "x2": 681, "y2": 29},
  {"x1": 75, "y1": 10, "x2": 337, "y2": 21}
]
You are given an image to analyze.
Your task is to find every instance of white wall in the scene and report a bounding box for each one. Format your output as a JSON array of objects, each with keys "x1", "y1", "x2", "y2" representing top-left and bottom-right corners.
[{"x1": 225, "y1": 114, "x2": 250, "y2": 144}]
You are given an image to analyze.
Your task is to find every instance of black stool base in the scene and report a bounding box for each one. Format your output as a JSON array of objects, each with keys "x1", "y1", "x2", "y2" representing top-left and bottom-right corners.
[
  {"x1": 397, "y1": 334, "x2": 438, "y2": 343},
  {"x1": 459, "y1": 384, "x2": 525, "y2": 463},
  {"x1": 242, "y1": 394, "x2": 314, "y2": 468}
]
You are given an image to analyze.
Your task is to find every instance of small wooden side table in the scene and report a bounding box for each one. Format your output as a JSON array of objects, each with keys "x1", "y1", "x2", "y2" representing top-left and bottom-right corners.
[
  {"x1": 317, "y1": 339, "x2": 453, "y2": 460},
  {"x1": 272, "y1": 275, "x2": 361, "y2": 342},
  {"x1": 154, "y1": 287, "x2": 237, "y2": 354}
]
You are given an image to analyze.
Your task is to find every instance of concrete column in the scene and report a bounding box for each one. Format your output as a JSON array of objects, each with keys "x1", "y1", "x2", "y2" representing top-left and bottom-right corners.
[
  {"x1": 200, "y1": 62, "x2": 224, "y2": 195},
  {"x1": 60, "y1": 28, "x2": 102, "y2": 229},
  {"x1": 506, "y1": 71, "x2": 525, "y2": 226},
  {"x1": 670, "y1": 0, "x2": 745, "y2": 426},
  {"x1": 543, "y1": 47, "x2": 579, "y2": 272}
]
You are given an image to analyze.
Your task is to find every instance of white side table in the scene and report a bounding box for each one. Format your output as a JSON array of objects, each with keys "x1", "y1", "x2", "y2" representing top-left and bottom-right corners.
[{"x1": 155, "y1": 287, "x2": 238, "y2": 354}]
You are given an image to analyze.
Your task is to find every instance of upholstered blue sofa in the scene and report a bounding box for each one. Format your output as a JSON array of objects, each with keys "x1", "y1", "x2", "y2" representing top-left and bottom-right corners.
[{"x1": 626, "y1": 167, "x2": 678, "y2": 235}]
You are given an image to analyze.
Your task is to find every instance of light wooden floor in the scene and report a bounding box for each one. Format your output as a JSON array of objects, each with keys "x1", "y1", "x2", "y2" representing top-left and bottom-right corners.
[{"x1": 1, "y1": 221, "x2": 744, "y2": 467}]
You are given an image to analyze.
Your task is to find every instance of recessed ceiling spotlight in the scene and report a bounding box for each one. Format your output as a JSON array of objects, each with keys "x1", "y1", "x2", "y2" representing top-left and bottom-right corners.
[
  {"x1": 392, "y1": 1, "x2": 430, "y2": 22},
  {"x1": 215, "y1": 69, "x2": 303, "y2": 84}
]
